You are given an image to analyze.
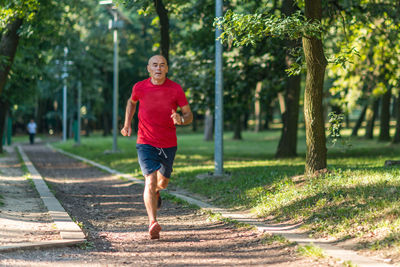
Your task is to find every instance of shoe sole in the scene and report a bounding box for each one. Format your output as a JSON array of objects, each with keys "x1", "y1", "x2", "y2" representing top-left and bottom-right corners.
[{"x1": 149, "y1": 222, "x2": 161, "y2": 239}]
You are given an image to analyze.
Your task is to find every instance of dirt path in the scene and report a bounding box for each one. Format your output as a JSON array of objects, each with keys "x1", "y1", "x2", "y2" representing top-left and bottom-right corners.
[{"x1": 0, "y1": 143, "x2": 341, "y2": 266}]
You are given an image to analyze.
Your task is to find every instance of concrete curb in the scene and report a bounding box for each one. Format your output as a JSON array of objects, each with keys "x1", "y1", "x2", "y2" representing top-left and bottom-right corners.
[
  {"x1": 0, "y1": 146, "x2": 87, "y2": 252},
  {"x1": 50, "y1": 145, "x2": 396, "y2": 267}
]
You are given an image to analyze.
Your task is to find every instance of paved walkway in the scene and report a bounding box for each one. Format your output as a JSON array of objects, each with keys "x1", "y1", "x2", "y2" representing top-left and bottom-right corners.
[
  {"x1": 0, "y1": 142, "x2": 397, "y2": 266},
  {"x1": 0, "y1": 144, "x2": 85, "y2": 252}
]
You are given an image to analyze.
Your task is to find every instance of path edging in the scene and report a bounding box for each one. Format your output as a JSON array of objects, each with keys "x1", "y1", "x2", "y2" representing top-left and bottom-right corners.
[
  {"x1": 10, "y1": 145, "x2": 86, "y2": 251},
  {"x1": 50, "y1": 144, "x2": 396, "y2": 267}
]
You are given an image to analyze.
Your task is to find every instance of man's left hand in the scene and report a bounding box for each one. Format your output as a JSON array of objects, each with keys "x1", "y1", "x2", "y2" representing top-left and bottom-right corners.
[{"x1": 171, "y1": 109, "x2": 183, "y2": 125}]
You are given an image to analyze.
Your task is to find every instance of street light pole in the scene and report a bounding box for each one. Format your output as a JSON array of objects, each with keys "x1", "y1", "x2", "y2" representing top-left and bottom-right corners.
[
  {"x1": 77, "y1": 80, "x2": 82, "y2": 145},
  {"x1": 100, "y1": 0, "x2": 120, "y2": 153},
  {"x1": 214, "y1": 0, "x2": 224, "y2": 176},
  {"x1": 112, "y1": 10, "x2": 119, "y2": 153},
  {"x1": 62, "y1": 47, "x2": 68, "y2": 142}
]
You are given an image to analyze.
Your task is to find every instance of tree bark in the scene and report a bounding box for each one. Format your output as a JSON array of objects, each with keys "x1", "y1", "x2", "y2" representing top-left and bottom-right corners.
[
  {"x1": 276, "y1": 0, "x2": 301, "y2": 158},
  {"x1": 153, "y1": 0, "x2": 169, "y2": 63},
  {"x1": 264, "y1": 98, "x2": 274, "y2": 130},
  {"x1": 254, "y1": 82, "x2": 263, "y2": 132},
  {"x1": 275, "y1": 71, "x2": 301, "y2": 158},
  {"x1": 365, "y1": 99, "x2": 379, "y2": 139},
  {"x1": 0, "y1": 17, "x2": 23, "y2": 152},
  {"x1": 204, "y1": 108, "x2": 213, "y2": 141},
  {"x1": 0, "y1": 98, "x2": 9, "y2": 153},
  {"x1": 232, "y1": 114, "x2": 242, "y2": 140},
  {"x1": 0, "y1": 17, "x2": 23, "y2": 95},
  {"x1": 379, "y1": 88, "x2": 391, "y2": 141},
  {"x1": 393, "y1": 96, "x2": 400, "y2": 143},
  {"x1": 192, "y1": 111, "x2": 198, "y2": 132},
  {"x1": 303, "y1": 0, "x2": 327, "y2": 176},
  {"x1": 351, "y1": 104, "x2": 367, "y2": 137}
]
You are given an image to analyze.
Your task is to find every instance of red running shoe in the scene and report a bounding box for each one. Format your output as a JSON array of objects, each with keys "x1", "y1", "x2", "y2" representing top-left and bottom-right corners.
[{"x1": 149, "y1": 221, "x2": 161, "y2": 239}]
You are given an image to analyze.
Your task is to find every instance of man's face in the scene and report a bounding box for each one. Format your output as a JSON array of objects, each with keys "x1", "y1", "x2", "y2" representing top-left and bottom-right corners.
[{"x1": 147, "y1": 56, "x2": 168, "y2": 80}]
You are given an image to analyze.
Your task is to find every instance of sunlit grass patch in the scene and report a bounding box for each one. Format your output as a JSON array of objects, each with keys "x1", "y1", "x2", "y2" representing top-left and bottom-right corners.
[
  {"x1": 297, "y1": 243, "x2": 326, "y2": 258},
  {"x1": 52, "y1": 130, "x2": 400, "y2": 255}
]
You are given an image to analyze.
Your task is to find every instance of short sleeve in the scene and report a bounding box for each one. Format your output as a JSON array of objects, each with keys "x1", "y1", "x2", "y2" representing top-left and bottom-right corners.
[
  {"x1": 131, "y1": 83, "x2": 140, "y2": 102},
  {"x1": 176, "y1": 85, "x2": 189, "y2": 107}
]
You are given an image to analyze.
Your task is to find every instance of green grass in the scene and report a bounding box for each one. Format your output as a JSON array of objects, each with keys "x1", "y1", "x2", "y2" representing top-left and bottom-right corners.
[
  {"x1": 297, "y1": 243, "x2": 326, "y2": 258},
  {"x1": 52, "y1": 128, "x2": 400, "y2": 253}
]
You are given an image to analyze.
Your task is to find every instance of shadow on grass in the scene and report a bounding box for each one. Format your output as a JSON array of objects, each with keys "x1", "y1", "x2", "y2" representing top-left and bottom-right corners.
[
  {"x1": 174, "y1": 164, "x2": 305, "y2": 208},
  {"x1": 267, "y1": 181, "x2": 400, "y2": 244}
]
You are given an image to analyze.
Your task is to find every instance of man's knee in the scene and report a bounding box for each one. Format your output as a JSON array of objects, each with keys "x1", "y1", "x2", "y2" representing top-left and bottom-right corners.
[
  {"x1": 145, "y1": 173, "x2": 157, "y2": 192},
  {"x1": 157, "y1": 173, "x2": 169, "y2": 189}
]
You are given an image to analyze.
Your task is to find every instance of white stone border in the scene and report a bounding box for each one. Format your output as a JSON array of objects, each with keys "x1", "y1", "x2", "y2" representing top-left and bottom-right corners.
[
  {"x1": 49, "y1": 144, "x2": 395, "y2": 267},
  {"x1": 0, "y1": 146, "x2": 87, "y2": 252}
]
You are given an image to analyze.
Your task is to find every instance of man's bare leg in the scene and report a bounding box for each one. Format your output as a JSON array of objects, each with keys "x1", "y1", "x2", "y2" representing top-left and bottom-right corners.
[
  {"x1": 156, "y1": 171, "x2": 169, "y2": 191},
  {"x1": 144, "y1": 172, "x2": 158, "y2": 224}
]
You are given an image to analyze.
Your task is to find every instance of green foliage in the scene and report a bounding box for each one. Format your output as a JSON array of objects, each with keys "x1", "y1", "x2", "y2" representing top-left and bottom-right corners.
[
  {"x1": 261, "y1": 233, "x2": 293, "y2": 245},
  {"x1": 297, "y1": 243, "x2": 325, "y2": 258},
  {"x1": 0, "y1": 0, "x2": 39, "y2": 30},
  {"x1": 161, "y1": 191, "x2": 200, "y2": 210},
  {"x1": 216, "y1": 10, "x2": 323, "y2": 47},
  {"x1": 326, "y1": 12, "x2": 400, "y2": 113},
  {"x1": 77, "y1": 240, "x2": 95, "y2": 250},
  {"x1": 328, "y1": 112, "x2": 344, "y2": 146}
]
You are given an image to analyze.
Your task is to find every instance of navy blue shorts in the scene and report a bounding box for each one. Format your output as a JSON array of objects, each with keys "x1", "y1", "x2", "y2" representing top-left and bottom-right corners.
[{"x1": 136, "y1": 144, "x2": 177, "y2": 178}]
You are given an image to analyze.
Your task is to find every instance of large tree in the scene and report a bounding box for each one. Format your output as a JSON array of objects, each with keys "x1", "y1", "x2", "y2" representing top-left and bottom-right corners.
[
  {"x1": 0, "y1": 0, "x2": 39, "y2": 152},
  {"x1": 275, "y1": 0, "x2": 302, "y2": 158},
  {"x1": 217, "y1": 0, "x2": 328, "y2": 175},
  {"x1": 302, "y1": 0, "x2": 327, "y2": 175}
]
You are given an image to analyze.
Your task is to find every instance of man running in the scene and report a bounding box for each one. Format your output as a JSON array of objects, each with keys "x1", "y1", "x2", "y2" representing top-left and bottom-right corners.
[{"x1": 120, "y1": 55, "x2": 193, "y2": 239}]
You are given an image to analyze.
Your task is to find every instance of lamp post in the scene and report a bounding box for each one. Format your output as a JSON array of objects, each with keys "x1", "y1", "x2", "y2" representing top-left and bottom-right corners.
[
  {"x1": 100, "y1": 0, "x2": 121, "y2": 152},
  {"x1": 62, "y1": 47, "x2": 68, "y2": 142},
  {"x1": 214, "y1": 0, "x2": 224, "y2": 176}
]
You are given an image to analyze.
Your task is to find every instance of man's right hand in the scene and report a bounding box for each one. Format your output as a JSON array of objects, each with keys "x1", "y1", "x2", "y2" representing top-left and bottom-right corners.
[{"x1": 120, "y1": 126, "x2": 132, "y2": 137}]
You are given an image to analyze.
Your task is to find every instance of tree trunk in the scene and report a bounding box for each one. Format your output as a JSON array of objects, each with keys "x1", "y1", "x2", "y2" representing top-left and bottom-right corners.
[
  {"x1": 392, "y1": 96, "x2": 398, "y2": 119},
  {"x1": 393, "y1": 96, "x2": 400, "y2": 143},
  {"x1": 351, "y1": 104, "x2": 367, "y2": 137},
  {"x1": 0, "y1": 98, "x2": 9, "y2": 153},
  {"x1": 303, "y1": 0, "x2": 327, "y2": 176},
  {"x1": 264, "y1": 98, "x2": 274, "y2": 130},
  {"x1": 233, "y1": 114, "x2": 242, "y2": 140},
  {"x1": 204, "y1": 108, "x2": 213, "y2": 141},
  {"x1": 275, "y1": 71, "x2": 301, "y2": 158},
  {"x1": 277, "y1": 92, "x2": 286, "y2": 117},
  {"x1": 192, "y1": 111, "x2": 198, "y2": 132},
  {"x1": 103, "y1": 112, "x2": 111, "y2": 136},
  {"x1": 379, "y1": 88, "x2": 391, "y2": 141},
  {"x1": 0, "y1": 18, "x2": 23, "y2": 96},
  {"x1": 153, "y1": 0, "x2": 169, "y2": 63},
  {"x1": 276, "y1": 0, "x2": 301, "y2": 158},
  {"x1": 243, "y1": 110, "x2": 249, "y2": 131},
  {"x1": 254, "y1": 82, "x2": 263, "y2": 132},
  {"x1": 0, "y1": 17, "x2": 23, "y2": 150},
  {"x1": 365, "y1": 99, "x2": 379, "y2": 139}
]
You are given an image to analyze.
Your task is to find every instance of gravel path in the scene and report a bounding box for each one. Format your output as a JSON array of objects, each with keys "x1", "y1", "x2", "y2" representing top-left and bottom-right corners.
[{"x1": 0, "y1": 143, "x2": 342, "y2": 266}]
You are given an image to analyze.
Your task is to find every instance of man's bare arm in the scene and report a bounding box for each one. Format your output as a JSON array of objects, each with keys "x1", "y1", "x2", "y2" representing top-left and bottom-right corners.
[{"x1": 120, "y1": 99, "x2": 137, "y2": 136}]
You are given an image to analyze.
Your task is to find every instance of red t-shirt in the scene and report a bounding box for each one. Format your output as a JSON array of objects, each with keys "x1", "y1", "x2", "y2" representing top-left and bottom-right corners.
[{"x1": 131, "y1": 77, "x2": 189, "y2": 148}]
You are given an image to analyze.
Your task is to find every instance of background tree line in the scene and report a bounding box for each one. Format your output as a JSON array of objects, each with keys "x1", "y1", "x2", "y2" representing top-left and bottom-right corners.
[{"x1": 1, "y1": 0, "x2": 400, "y2": 176}]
